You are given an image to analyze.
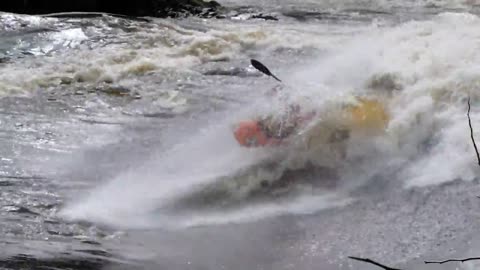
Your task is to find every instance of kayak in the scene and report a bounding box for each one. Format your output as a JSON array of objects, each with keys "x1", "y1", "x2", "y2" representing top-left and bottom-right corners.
[{"x1": 233, "y1": 97, "x2": 389, "y2": 148}]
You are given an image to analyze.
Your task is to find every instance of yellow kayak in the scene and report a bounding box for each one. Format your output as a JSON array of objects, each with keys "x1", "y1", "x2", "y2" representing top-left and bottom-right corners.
[{"x1": 234, "y1": 96, "x2": 389, "y2": 148}]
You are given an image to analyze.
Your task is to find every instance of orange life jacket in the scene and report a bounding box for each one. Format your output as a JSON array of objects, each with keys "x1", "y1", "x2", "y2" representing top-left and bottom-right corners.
[{"x1": 234, "y1": 120, "x2": 283, "y2": 147}]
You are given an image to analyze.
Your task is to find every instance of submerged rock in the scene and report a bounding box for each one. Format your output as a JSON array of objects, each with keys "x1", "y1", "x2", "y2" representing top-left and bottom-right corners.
[
  {"x1": 203, "y1": 67, "x2": 257, "y2": 77},
  {"x1": 2, "y1": 205, "x2": 39, "y2": 216},
  {"x1": 96, "y1": 85, "x2": 131, "y2": 96},
  {"x1": 0, "y1": 57, "x2": 9, "y2": 64},
  {"x1": 366, "y1": 73, "x2": 403, "y2": 92},
  {"x1": 250, "y1": 13, "x2": 279, "y2": 21},
  {"x1": 153, "y1": 0, "x2": 222, "y2": 18}
]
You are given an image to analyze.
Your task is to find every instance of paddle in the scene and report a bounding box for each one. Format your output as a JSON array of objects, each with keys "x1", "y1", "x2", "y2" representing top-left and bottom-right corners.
[{"x1": 250, "y1": 59, "x2": 282, "y2": 82}]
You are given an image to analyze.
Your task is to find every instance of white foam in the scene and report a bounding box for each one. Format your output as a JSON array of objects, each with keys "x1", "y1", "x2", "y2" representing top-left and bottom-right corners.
[
  {"x1": 60, "y1": 12, "x2": 480, "y2": 229},
  {"x1": 284, "y1": 12, "x2": 480, "y2": 188},
  {"x1": 169, "y1": 193, "x2": 353, "y2": 229},
  {"x1": 0, "y1": 16, "x2": 293, "y2": 96},
  {"x1": 58, "y1": 108, "x2": 275, "y2": 226}
]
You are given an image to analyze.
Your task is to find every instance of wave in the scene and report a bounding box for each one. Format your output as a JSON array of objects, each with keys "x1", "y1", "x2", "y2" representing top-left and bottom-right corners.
[{"x1": 58, "y1": 12, "x2": 480, "y2": 229}]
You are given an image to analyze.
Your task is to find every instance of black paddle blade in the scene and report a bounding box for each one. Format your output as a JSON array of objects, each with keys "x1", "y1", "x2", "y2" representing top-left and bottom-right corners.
[{"x1": 250, "y1": 59, "x2": 282, "y2": 82}]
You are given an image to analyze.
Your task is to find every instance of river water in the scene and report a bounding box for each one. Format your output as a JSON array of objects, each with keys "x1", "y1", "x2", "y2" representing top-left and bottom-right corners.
[{"x1": 2, "y1": 1, "x2": 480, "y2": 269}]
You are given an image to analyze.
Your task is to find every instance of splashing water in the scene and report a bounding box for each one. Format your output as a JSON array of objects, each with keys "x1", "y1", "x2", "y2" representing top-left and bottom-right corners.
[{"x1": 60, "y1": 12, "x2": 480, "y2": 229}]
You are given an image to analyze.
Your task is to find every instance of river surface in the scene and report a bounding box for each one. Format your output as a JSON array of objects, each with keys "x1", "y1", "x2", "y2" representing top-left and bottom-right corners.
[{"x1": 2, "y1": 1, "x2": 480, "y2": 269}]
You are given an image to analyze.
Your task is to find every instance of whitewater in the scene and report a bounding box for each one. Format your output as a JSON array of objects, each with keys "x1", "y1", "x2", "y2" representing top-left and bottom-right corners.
[
  {"x1": 58, "y1": 11, "x2": 480, "y2": 227},
  {"x1": 2, "y1": 1, "x2": 480, "y2": 269}
]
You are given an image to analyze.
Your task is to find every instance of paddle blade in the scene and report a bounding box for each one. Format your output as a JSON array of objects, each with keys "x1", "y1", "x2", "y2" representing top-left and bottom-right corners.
[{"x1": 250, "y1": 59, "x2": 282, "y2": 82}]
